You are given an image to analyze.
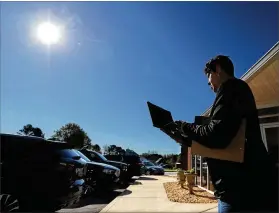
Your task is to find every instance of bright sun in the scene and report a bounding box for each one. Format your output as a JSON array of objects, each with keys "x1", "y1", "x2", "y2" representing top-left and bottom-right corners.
[{"x1": 36, "y1": 22, "x2": 61, "y2": 45}]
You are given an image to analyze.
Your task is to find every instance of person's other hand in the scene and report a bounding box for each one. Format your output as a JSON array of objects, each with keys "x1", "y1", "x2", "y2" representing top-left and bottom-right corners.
[
  {"x1": 173, "y1": 120, "x2": 187, "y2": 133},
  {"x1": 162, "y1": 121, "x2": 180, "y2": 132},
  {"x1": 160, "y1": 128, "x2": 180, "y2": 143},
  {"x1": 160, "y1": 121, "x2": 188, "y2": 145}
]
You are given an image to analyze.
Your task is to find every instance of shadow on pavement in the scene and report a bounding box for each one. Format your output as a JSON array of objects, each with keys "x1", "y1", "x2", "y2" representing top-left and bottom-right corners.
[
  {"x1": 119, "y1": 189, "x2": 132, "y2": 196},
  {"x1": 139, "y1": 176, "x2": 158, "y2": 181},
  {"x1": 66, "y1": 190, "x2": 124, "y2": 209},
  {"x1": 194, "y1": 194, "x2": 216, "y2": 200},
  {"x1": 61, "y1": 181, "x2": 135, "y2": 210},
  {"x1": 130, "y1": 181, "x2": 142, "y2": 185},
  {"x1": 192, "y1": 189, "x2": 204, "y2": 192}
]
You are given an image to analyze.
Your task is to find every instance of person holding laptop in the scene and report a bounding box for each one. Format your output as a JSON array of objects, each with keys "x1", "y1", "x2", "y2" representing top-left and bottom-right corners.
[{"x1": 162, "y1": 55, "x2": 277, "y2": 213}]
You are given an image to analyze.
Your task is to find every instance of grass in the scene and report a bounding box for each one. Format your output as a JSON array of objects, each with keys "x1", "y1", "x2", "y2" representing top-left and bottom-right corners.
[{"x1": 164, "y1": 169, "x2": 178, "y2": 172}]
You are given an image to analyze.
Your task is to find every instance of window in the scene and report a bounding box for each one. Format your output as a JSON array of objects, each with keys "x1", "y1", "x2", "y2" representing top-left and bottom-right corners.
[
  {"x1": 58, "y1": 149, "x2": 80, "y2": 158},
  {"x1": 74, "y1": 150, "x2": 91, "y2": 162},
  {"x1": 193, "y1": 155, "x2": 212, "y2": 192},
  {"x1": 144, "y1": 161, "x2": 155, "y2": 167},
  {"x1": 261, "y1": 122, "x2": 279, "y2": 165},
  {"x1": 265, "y1": 127, "x2": 279, "y2": 147},
  {"x1": 93, "y1": 151, "x2": 108, "y2": 161},
  {"x1": 87, "y1": 152, "x2": 101, "y2": 162}
]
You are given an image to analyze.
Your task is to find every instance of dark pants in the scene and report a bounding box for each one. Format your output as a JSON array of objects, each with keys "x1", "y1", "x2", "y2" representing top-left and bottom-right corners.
[
  {"x1": 218, "y1": 200, "x2": 234, "y2": 213},
  {"x1": 218, "y1": 195, "x2": 278, "y2": 213},
  {"x1": 218, "y1": 169, "x2": 278, "y2": 213},
  {"x1": 218, "y1": 199, "x2": 250, "y2": 213}
]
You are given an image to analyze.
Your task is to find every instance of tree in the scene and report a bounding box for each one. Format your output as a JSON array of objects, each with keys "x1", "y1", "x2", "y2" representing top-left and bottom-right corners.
[
  {"x1": 125, "y1": 149, "x2": 139, "y2": 156},
  {"x1": 92, "y1": 144, "x2": 101, "y2": 153},
  {"x1": 176, "y1": 153, "x2": 181, "y2": 163},
  {"x1": 48, "y1": 136, "x2": 58, "y2": 141},
  {"x1": 103, "y1": 145, "x2": 109, "y2": 155},
  {"x1": 141, "y1": 150, "x2": 162, "y2": 163},
  {"x1": 115, "y1": 146, "x2": 126, "y2": 155},
  {"x1": 148, "y1": 150, "x2": 158, "y2": 155},
  {"x1": 103, "y1": 144, "x2": 126, "y2": 155},
  {"x1": 82, "y1": 143, "x2": 101, "y2": 153},
  {"x1": 51, "y1": 123, "x2": 91, "y2": 148},
  {"x1": 18, "y1": 124, "x2": 45, "y2": 138}
]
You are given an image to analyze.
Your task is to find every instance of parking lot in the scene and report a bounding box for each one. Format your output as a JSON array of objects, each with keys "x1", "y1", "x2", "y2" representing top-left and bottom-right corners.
[
  {"x1": 58, "y1": 174, "x2": 174, "y2": 212},
  {"x1": 164, "y1": 172, "x2": 176, "y2": 176},
  {"x1": 58, "y1": 180, "x2": 135, "y2": 213},
  {"x1": 58, "y1": 189, "x2": 125, "y2": 213}
]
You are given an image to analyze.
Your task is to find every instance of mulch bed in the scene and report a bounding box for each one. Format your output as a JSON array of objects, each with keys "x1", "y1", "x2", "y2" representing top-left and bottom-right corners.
[{"x1": 163, "y1": 182, "x2": 217, "y2": 203}]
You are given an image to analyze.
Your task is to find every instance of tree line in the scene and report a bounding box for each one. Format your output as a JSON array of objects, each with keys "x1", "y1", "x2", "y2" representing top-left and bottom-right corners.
[
  {"x1": 17, "y1": 123, "x2": 101, "y2": 152},
  {"x1": 141, "y1": 150, "x2": 181, "y2": 169},
  {"x1": 16, "y1": 123, "x2": 137, "y2": 155},
  {"x1": 16, "y1": 124, "x2": 180, "y2": 166}
]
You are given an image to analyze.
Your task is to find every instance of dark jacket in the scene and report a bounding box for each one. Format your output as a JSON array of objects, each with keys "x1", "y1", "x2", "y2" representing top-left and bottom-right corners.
[{"x1": 182, "y1": 78, "x2": 276, "y2": 206}]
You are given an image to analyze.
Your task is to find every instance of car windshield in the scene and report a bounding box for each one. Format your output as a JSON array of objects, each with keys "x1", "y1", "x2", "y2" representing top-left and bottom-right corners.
[
  {"x1": 59, "y1": 149, "x2": 80, "y2": 158},
  {"x1": 74, "y1": 150, "x2": 91, "y2": 162},
  {"x1": 144, "y1": 161, "x2": 155, "y2": 167},
  {"x1": 93, "y1": 151, "x2": 108, "y2": 161}
]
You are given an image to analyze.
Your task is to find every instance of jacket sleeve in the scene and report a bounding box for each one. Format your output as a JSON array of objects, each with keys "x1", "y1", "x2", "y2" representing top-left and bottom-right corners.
[{"x1": 181, "y1": 85, "x2": 243, "y2": 149}]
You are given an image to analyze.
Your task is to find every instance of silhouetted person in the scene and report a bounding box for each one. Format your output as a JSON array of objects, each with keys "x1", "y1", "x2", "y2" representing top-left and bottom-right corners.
[{"x1": 164, "y1": 55, "x2": 278, "y2": 213}]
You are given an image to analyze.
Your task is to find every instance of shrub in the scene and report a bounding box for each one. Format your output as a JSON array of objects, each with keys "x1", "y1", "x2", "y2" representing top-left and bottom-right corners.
[{"x1": 185, "y1": 168, "x2": 195, "y2": 174}]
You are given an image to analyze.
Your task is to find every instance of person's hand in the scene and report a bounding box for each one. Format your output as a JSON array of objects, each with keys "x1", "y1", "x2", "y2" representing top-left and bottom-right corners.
[
  {"x1": 161, "y1": 122, "x2": 185, "y2": 143},
  {"x1": 173, "y1": 120, "x2": 188, "y2": 133},
  {"x1": 160, "y1": 128, "x2": 181, "y2": 143},
  {"x1": 160, "y1": 120, "x2": 189, "y2": 145}
]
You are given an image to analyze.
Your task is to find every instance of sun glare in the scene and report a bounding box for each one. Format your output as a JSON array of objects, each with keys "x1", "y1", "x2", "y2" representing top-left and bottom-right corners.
[{"x1": 36, "y1": 22, "x2": 61, "y2": 45}]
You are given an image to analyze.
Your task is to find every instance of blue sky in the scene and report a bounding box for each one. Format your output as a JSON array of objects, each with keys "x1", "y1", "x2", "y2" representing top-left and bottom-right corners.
[{"x1": 1, "y1": 2, "x2": 278, "y2": 154}]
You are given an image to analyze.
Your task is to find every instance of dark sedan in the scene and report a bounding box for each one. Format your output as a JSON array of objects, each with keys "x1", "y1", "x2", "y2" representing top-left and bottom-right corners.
[
  {"x1": 74, "y1": 150, "x2": 120, "y2": 193},
  {"x1": 142, "y1": 161, "x2": 165, "y2": 175},
  {"x1": 0, "y1": 134, "x2": 86, "y2": 212},
  {"x1": 79, "y1": 149, "x2": 129, "y2": 183}
]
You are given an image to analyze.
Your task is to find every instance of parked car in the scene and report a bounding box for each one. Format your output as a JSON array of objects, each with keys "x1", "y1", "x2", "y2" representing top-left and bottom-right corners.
[
  {"x1": 142, "y1": 161, "x2": 165, "y2": 175},
  {"x1": 158, "y1": 163, "x2": 172, "y2": 169},
  {"x1": 105, "y1": 154, "x2": 143, "y2": 179},
  {"x1": 79, "y1": 149, "x2": 128, "y2": 183},
  {"x1": 74, "y1": 150, "x2": 120, "y2": 192},
  {"x1": 0, "y1": 133, "x2": 87, "y2": 212}
]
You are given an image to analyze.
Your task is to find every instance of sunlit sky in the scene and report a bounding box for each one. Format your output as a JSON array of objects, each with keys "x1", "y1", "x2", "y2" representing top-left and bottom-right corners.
[{"x1": 1, "y1": 2, "x2": 278, "y2": 154}]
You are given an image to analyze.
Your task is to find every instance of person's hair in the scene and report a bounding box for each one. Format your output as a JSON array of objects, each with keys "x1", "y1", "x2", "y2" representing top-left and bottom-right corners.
[{"x1": 204, "y1": 55, "x2": 234, "y2": 77}]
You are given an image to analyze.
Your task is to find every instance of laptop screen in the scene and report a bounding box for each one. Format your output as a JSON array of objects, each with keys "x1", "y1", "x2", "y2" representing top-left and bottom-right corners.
[{"x1": 147, "y1": 102, "x2": 174, "y2": 128}]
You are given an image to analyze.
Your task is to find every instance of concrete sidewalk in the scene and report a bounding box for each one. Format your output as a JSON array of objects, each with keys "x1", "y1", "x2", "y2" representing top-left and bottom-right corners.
[{"x1": 100, "y1": 176, "x2": 217, "y2": 212}]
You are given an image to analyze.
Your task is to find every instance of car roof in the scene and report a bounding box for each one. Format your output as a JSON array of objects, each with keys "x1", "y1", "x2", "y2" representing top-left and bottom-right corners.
[
  {"x1": 0, "y1": 133, "x2": 67, "y2": 144},
  {"x1": 81, "y1": 149, "x2": 97, "y2": 153}
]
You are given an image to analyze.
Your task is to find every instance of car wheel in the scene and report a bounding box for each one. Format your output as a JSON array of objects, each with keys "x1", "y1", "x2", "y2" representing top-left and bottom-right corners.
[
  {"x1": 146, "y1": 170, "x2": 151, "y2": 175},
  {"x1": 83, "y1": 184, "x2": 95, "y2": 197},
  {"x1": 0, "y1": 194, "x2": 20, "y2": 212}
]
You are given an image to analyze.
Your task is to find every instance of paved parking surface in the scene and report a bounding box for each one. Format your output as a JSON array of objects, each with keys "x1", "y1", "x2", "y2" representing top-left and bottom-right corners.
[
  {"x1": 58, "y1": 189, "x2": 126, "y2": 213},
  {"x1": 164, "y1": 172, "x2": 176, "y2": 176},
  {"x1": 58, "y1": 178, "x2": 139, "y2": 213}
]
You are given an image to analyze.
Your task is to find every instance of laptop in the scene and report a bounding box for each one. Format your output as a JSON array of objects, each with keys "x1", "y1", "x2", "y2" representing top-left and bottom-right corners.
[
  {"x1": 147, "y1": 101, "x2": 190, "y2": 144},
  {"x1": 147, "y1": 101, "x2": 174, "y2": 128}
]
